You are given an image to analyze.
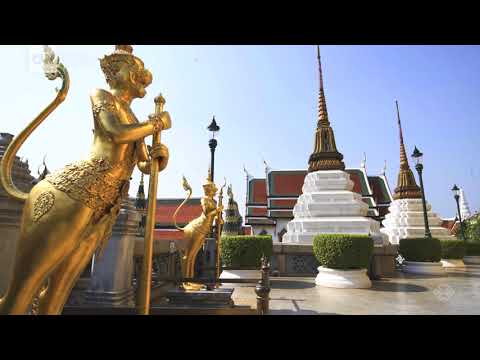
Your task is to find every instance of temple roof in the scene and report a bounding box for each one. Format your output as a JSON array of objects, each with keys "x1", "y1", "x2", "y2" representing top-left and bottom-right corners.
[
  {"x1": 368, "y1": 175, "x2": 394, "y2": 205},
  {"x1": 155, "y1": 198, "x2": 202, "y2": 227},
  {"x1": 245, "y1": 167, "x2": 393, "y2": 223},
  {"x1": 247, "y1": 178, "x2": 268, "y2": 205}
]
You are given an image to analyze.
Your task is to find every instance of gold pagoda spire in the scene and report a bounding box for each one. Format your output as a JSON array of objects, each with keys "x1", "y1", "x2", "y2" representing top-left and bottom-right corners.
[
  {"x1": 308, "y1": 45, "x2": 345, "y2": 172},
  {"x1": 317, "y1": 45, "x2": 330, "y2": 127},
  {"x1": 393, "y1": 101, "x2": 422, "y2": 200}
]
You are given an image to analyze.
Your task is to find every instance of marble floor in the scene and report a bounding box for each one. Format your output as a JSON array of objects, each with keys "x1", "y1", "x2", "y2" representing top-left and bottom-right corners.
[{"x1": 226, "y1": 265, "x2": 480, "y2": 315}]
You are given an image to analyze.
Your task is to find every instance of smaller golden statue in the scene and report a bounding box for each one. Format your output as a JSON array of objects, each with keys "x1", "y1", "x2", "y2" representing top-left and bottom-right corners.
[{"x1": 173, "y1": 170, "x2": 224, "y2": 291}]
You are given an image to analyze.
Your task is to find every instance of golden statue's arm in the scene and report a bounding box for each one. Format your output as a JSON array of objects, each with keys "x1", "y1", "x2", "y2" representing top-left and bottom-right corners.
[
  {"x1": 91, "y1": 89, "x2": 169, "y2": 144},
  {"x1": 0, "y1": 46, "x2": 69, "y2": 202}
]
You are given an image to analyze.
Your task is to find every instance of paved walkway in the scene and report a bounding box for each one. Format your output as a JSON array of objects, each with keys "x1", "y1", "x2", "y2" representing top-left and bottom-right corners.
[{"x1": 227, "y1": 265, "x2": 480, "y2": 315}]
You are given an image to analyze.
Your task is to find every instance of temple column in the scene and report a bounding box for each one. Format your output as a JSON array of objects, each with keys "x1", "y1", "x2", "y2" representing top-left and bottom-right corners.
[{"x1": 85, "y1": 198, "x2": 140, "y2": 306}]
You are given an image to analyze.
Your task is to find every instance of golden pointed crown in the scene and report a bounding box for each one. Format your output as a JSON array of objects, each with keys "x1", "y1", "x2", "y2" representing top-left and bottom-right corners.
[
  {"x1": 203, "y1": 167, "x2": 218, "y2": 194},
  {"x1": 100, "y1": 45, "x2": 149, "y2": 85}
]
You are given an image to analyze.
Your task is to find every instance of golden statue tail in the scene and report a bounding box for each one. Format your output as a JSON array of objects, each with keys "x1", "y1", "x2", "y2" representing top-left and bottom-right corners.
[
  {"x1": 0, "y1": 46, "x2": 70, "y2": 202},
  {"x1": 173, "y1": 176, "x2": 193, "y2": 231}
]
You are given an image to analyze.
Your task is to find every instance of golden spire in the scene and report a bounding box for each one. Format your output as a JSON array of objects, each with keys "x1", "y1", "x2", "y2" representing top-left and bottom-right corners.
[
  {"x1": 317, "y1": 46, "x2": 330, "y2": 127},
  {"x1": 308, "y1": 45, "x2": 345, "y2": 172},
  {"x1": 396, "y1": 101, "x2": 409, "y2": 170},
  {"x1": 393, "y1": 101, "x2": 422, "y2": 200}
]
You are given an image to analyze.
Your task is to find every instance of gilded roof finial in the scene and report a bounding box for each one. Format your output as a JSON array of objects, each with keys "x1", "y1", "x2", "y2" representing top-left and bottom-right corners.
[
  {"x1": 361, "y1": 152, "x2": 367, "y2": 169},
  {"x1": 263, "y1": 158, "x2": 271, "y2": 174},
  {"x1": 243, "y1": 164, "x2": 253, "y2": 181}
]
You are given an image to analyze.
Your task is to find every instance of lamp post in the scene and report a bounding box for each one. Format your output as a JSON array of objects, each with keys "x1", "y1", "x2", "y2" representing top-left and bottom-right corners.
[
  {"x1": 207, "y1": 116, "x2": 220, "y2": 182},
  {"x1": 204, "y1": 116, "x2": 220, "y2": 283},
  {"x1": 451, "y1": 184, "x2": 466, "y2": 241},
  {"x1": 411, "y1": 146, "x2": 432, "y2": 239}
]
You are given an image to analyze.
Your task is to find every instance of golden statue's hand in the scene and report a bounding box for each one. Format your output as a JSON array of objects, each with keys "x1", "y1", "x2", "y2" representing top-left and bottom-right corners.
[
  {"x1": 138, "y1": 144, "x2": 169, "y2": 174},
  {"x1": 148, "y1": 143, "x2": 169, "y2": 172},
  {"x1": 148, "y1": 111, "x2": 171, "y2": 133}
]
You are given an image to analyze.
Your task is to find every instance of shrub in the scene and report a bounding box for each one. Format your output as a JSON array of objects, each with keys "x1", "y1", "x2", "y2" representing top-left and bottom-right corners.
[
  {"x1": 440, "y1": 240, "x2": 466, "y2": 259},
  {"x1": 459, "y1": 215, "x2": 480, "y2": 242},
  {"x1": 398, "y1": 238, "x2": 441, "y2": 262},
  {"x1": 220, "y1": 235, "x2": 273, "y2": 268},
  {"x1": 466, "y1": 242, "x2": 480, "y2": 256},
  {"x1": 312, "y1": 234, "x2": 373, "y2": 270}
]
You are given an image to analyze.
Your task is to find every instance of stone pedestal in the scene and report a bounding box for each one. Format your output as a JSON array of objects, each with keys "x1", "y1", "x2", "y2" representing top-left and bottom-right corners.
[
  {"x1": 85, "y1": 199, "x2": 140, "y2": 306},
  {"x1": 382, "y1": 199, "x2": 456, "y2": 244},
  {"x1": 283, "y1": 171, "x2": 386, "y2": 246},
  {"x1": 0, "y1": 133, "x2": 35, "y2": 297}
]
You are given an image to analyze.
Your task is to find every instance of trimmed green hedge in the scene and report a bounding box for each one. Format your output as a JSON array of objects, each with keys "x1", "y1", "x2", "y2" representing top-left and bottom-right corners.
[
  {"x1": 312, "y1": 234, "x2": 373, "y2": 270},
  {"x1": 399, "y1": 238, "x2": 441, "y2": 262},
  {"x1": 440, "y1": 240, "x2": 466, "y2": 259},
  {"x1": 466, "y1": 242, "x2": 480, "y2": 256},
  {"x1": 220, "y1": 235, "x2": 273, "y2": 268}
]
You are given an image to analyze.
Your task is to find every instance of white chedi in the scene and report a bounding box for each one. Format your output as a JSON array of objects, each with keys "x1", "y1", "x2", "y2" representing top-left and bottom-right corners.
[
  {"x1": 459, "y1": 188, "x2": 472, "y2": 220},
  {"x1": 282, "y1": 170, "x2": 386, "y2": 245},
  {"x1": 381, "y1": 198, "x2": 456, "y2": 245}
]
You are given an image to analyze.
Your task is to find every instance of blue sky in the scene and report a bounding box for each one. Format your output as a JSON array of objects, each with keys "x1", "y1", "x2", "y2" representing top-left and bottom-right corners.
[{"x1": 1, "y1": 45, "x2": 478, "y2": 219}]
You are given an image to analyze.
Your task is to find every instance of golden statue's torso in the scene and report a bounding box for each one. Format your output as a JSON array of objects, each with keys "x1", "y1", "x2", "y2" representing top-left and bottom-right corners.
[{"x1": 45, "y1": 89, "x2": 139, "y2": 221}]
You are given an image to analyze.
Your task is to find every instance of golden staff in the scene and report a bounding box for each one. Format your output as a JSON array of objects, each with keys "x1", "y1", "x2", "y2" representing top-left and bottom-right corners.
[
  {"x1": 138, "y1": 94, "x2": 167, "y2": 315},
  {"x1": 215, "y1": 178, "x2": 227, "y2": 286}
]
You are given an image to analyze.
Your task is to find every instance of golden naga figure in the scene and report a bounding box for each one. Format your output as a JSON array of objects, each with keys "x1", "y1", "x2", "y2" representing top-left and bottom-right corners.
[
  {"x1": 173, "y1": 171, "x2": 224, "y2": 291},
  {"x1": 0, "y1": 45, "x2": 171, "y2": 315}
]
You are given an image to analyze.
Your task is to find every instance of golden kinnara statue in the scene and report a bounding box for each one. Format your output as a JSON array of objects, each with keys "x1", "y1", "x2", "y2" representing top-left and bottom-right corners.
[
  {"x1": 0, "y1": 45, "x2": 171, "y2": 315},
  {"x1": 173, "y1": 171, "x2": 224, "y2": 291}
]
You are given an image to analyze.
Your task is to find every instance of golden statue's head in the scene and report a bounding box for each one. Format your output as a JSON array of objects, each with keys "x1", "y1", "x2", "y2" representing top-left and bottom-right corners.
[
  {"x1": 100, "y1": 45, "x2": 152, "y2": 99},
  {"x1": 202, "y1": 168, "x2": 218, "y2": 197}
]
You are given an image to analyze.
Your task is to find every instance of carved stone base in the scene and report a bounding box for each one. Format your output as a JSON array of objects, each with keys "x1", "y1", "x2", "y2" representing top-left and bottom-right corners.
[{"x1": 84, "y1": 287, "x2": 135, "y2": 307}]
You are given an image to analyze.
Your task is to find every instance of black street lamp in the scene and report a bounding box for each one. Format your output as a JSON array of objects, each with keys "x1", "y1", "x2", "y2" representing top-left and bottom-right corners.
[
  {"x1": 203, "y1": 116, "x2": 220, "y2": 283},
  {"x1": 207, "y1": 116, "x2": 220, "y2": 182},
  {"x1": 451, "y1": 184, "x2": 467, "y2": 241},
  {"x1": 411, "y1": 146, "x2": 432, "y2": 239}
]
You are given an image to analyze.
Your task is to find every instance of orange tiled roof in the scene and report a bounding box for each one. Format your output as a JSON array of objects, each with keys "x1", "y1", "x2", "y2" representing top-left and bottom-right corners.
[{"x1": 155, "y1": 198, "x2": 202, "y2": 226}]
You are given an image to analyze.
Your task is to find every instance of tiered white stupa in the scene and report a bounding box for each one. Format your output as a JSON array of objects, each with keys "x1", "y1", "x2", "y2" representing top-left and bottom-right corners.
[
  {"x1": 282, "y1": 47, "x2": 385, "y2": 247},
  {"x1": 460, "y1": 188, "x2": 472, "y2": 220},
  {"x1": 382, "y1": 198, "x2": 456, "y2": 244},
  {"x1": 283, "y1": 170, "x2": 384, "y2": 245},
  {"x1": 380, "y1": 102, "x2": 456, "y2": 245}
]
